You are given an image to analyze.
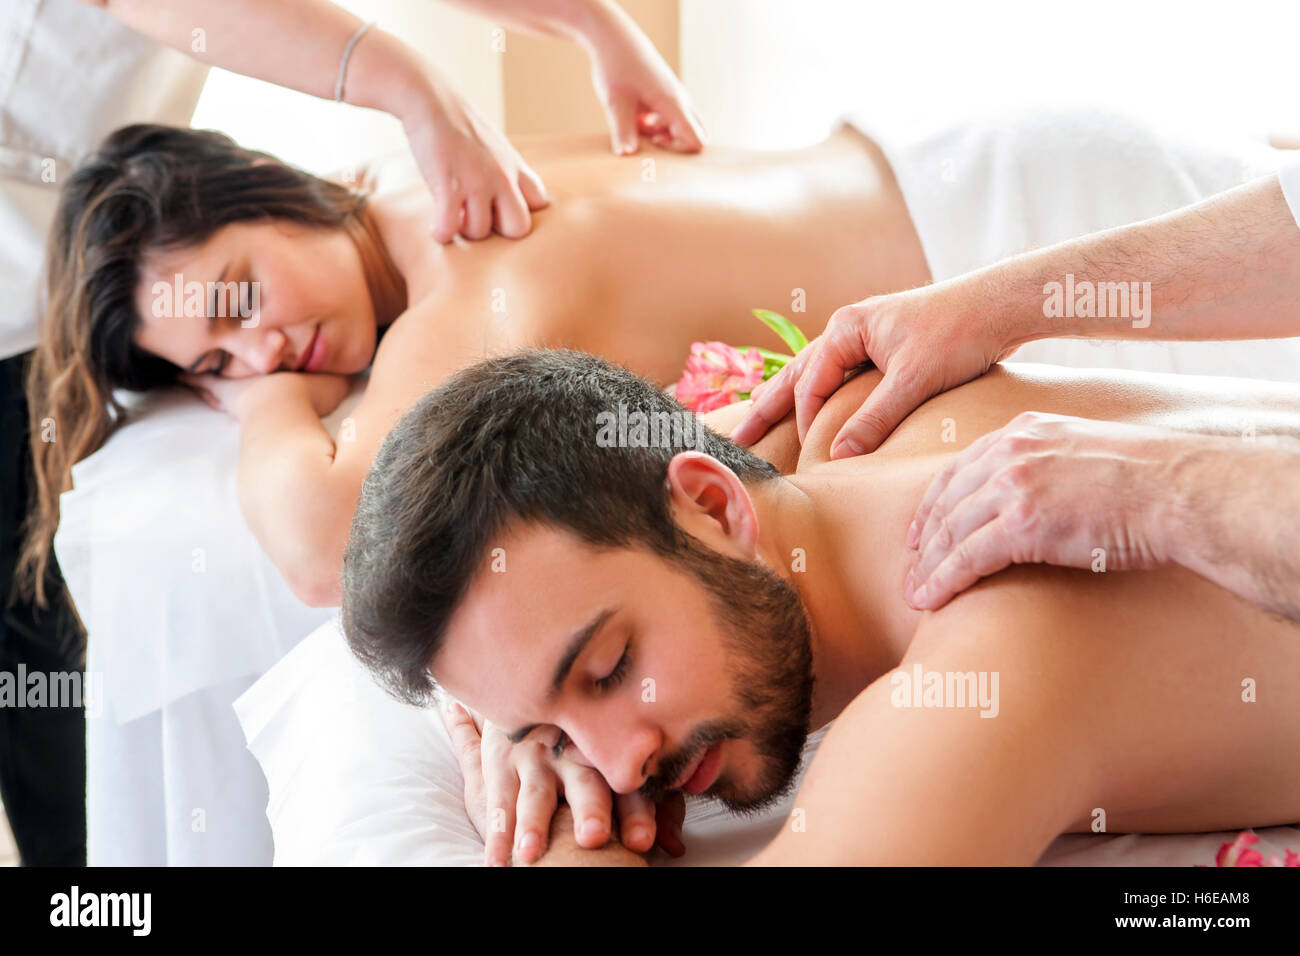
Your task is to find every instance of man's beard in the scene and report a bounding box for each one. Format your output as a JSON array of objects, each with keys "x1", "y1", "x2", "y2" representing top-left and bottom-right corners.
[{"x1": 640, "y1": 535, "x2": 815, "y2": 815}]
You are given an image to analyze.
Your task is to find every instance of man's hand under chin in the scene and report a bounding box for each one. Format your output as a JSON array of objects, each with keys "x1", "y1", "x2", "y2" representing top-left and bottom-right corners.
[
  {"x1": 514, "y1": 804, "x2": 648, "y2": 867},
  {"x1": 440, "y1": 698, "x2": 687, "y2": 866}
]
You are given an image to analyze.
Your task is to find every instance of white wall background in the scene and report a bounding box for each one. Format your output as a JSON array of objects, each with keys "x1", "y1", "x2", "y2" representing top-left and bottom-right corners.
[
  {"x1": 682, "y1": 0, "x2": 1300, "y2": 148},
  {"x1": 193, "y1": 0, "x2": 1300, "y2": 166},
  {"x1": 191, "y1": 0, "x2": 502, "y2": 176}
]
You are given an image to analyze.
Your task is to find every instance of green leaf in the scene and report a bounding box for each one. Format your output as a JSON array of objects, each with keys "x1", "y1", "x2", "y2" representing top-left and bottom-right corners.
[{"x1": 752, "y1": 309, "x2": 809, "y2": 354}]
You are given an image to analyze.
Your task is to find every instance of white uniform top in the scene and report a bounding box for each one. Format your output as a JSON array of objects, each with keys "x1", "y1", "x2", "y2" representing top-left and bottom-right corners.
[{"x1": 0, "y1": 0, "x2": 208, "y2": 359}]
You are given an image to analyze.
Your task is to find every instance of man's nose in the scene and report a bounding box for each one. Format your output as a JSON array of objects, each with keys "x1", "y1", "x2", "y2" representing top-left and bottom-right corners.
[{"x1": 570, "y1": 720, "x2": 660, "y2": 795}]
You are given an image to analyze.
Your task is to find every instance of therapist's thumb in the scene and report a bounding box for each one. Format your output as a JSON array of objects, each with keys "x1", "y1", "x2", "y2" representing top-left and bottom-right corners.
[
  {"x1": 604, "y1": 91, "x2": 640, "y2": 156},
  {"x1": 829, "y1": 370, "x2": 919, "y2": 458}
]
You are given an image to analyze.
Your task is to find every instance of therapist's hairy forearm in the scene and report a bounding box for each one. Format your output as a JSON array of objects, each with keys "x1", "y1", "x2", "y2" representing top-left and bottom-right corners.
[
  {"x1": 83, "y1": 0, "x2": 431, "y2": 123},
  {"x1": 515, "y1": 804, "x2": 648, "y2": 867},
  {"x1": 1164, "y1": 436, "x2": 1300, "y2": 625},
  {"x1": 965, "y1": 175, "x2": 1300, "y2": 345},
  {"x1": 235, "y1": 384, "x2": 353, "y2": 607}
]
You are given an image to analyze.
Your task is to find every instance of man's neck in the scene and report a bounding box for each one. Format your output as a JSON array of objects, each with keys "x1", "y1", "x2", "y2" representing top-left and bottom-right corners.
[{"x1": 750, "y1": 476, "x2": 912, "y2": 731}]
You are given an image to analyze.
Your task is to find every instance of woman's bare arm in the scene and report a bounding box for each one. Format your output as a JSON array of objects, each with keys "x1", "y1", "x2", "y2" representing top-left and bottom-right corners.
[{"x1": 228, "y1": 297, "x2": 492, "y2": 606}]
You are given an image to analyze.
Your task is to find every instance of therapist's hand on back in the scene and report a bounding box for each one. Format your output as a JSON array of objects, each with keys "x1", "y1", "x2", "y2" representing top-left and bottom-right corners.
[
  {"x1": 403, "y1": 0, "x2": 703, "y2": 242},
  {"x1": 440, "y1": 700, "x2": 685, "y2": 866},
  {"x1": 581, "y1": 0, "x2": 706, "y2": 155},
  {"x1": 903, "y1": 412, "x2": 1184, "y2": 611},
  {"x1": 731, "y1": 281, "x2": 1019, "y2": 458}
]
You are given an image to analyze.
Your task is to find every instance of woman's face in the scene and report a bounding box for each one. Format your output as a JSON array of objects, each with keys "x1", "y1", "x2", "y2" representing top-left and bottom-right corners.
[{"x1": 132, "y1": 219, "x2": 378, "y2": 378}]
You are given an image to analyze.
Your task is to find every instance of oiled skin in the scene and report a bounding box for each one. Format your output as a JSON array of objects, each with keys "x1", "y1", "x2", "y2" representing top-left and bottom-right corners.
[{"x1": 722, "y1": 365, "x2": 1300, "y2": 864}]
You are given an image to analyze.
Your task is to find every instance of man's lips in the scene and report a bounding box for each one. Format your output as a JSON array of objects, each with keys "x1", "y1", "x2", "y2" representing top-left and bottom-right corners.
[
  {"x1": 295, "y1": 324, "x2": 322, "y2": 372},
  {"x1": 672, "y1": 742, "x2": 724, "y2": 796}
]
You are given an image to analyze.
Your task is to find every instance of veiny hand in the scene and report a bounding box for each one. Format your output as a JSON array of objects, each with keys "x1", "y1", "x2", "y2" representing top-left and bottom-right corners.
[
  {"x1": 903, "y1": 412, "x2": 1182, "y2": 611},
  {"x1": 178, "y1": 370, "x2": 352, "y2": 419},
  {"x1": 441, "y1": 700, "x2": 685, "y2": 866},
  {"x1": 402, "y1": 65, "x2": 550, "y2": 243},
  {"x1": 584, "y1": 3, "x2": 705, "y2": 155},
  {"x1": 731, "y1": 283, "x2": 1018, "y2": 457}
]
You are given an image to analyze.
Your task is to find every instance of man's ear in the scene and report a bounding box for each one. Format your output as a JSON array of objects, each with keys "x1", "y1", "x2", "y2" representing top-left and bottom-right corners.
[{"x1": 664, "y1": 451, "x2": 760, "y2": 557}]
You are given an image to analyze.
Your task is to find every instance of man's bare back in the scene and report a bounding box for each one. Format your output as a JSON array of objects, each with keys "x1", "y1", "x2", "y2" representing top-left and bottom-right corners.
[
  {"x1": 365, "y1": 125, "x2": 930, "y2": 387},
  {"x1": 707, "y1": 364, "x2": 1300, "y2": 863}
]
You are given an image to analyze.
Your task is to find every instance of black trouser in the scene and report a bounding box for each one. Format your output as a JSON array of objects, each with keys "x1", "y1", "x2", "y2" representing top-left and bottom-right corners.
[{"x1": 0, "y1": 349, "x2": 86, "y2": 866}]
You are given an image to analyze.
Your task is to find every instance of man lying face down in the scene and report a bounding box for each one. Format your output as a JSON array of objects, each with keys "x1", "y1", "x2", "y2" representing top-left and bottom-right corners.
[{"x1": 341, "y1": 349, "x2": 1300, "y2": 865}]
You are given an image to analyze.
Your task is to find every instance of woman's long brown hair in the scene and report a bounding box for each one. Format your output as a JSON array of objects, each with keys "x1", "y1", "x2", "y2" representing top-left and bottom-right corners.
[{"x1": 14, "y1": 124, "x2": 393, "y2": 610}]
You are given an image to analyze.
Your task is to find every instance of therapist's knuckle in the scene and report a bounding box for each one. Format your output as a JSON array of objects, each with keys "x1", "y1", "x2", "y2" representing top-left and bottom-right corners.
[
  {"x1": 933, "y1": 515, "x2": 955, "y2": 550},
  {"x1": 1004, "y1": 491, "x2": 1039, "y2": 534},
  {"x1": 997, "y1": 460, "x2": 1034, "y2": 494},
  {"x1": 1000, "y1": 431, "x2": 1037, "y2": 456}
]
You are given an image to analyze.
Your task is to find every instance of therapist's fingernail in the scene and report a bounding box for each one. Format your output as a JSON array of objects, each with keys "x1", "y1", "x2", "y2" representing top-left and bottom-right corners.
[
  {"x1": 906, "y1": 521, "x2": 920, "y2": 548},
  {"x1": 911, "y1": 583, "x2": 929, "y2": 605}
]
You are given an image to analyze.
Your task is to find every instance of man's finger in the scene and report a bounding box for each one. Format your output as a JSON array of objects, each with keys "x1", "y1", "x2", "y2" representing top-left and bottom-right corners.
[
  {"x1": 556, "y1": 761, "x2": 615, "y2": 852},
  {"x1": 439, "y1": 700, "x2": 488, "y2": 835},
  {"x1": 653, "y1": 792, "x2": 686, "y2": 857},
  {"x1": 613, "y1": 791, "x2": 657, "y2": 853},
  {"x1": 512, "y1": 751, "x2": 559, "y2": 864}
]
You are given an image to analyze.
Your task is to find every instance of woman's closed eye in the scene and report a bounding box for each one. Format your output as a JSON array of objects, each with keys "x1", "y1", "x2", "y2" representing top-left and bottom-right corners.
[{"x1": 208, "y1": 350, "x2": 232, "y2": 375}]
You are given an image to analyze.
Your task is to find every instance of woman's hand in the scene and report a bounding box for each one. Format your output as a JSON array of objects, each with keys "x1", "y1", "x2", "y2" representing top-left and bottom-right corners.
[
  {"x1": 400, "y1": 63, "x2": 551, "y2": 244},
  {"x1": 580, "y1": 0, "x2": 706, "y2": 155},
  {"x1": 732, "y1": 281, "x2": 1022, "y2": 457},
  {"x1": 440, "y1": 699, "x2": 686, "y2": 866},
  {"x1": 179, "y1": 370, "x2": 352, "y2": 420}
]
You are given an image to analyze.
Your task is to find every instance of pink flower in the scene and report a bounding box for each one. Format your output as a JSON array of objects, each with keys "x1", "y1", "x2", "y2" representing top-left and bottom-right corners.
[
  {"x1": 1213, "y1": 830, "x2": 1300, "y2": 866},
  {"x1": 1216, "y1": 831, "x2": 1263, "y2": 867},
  {"x1": 674, "y1": 341, "x2": 764, "y2": 413}
]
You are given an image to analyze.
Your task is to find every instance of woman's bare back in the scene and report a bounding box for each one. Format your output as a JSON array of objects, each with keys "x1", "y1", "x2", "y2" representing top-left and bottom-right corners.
[{"x1": 366, "y1": 126, "x2": 930, "y2": 385}]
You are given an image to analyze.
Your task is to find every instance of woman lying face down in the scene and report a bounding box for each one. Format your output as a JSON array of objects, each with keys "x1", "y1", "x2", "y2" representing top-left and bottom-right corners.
[
  {"x1": 342, "y1": 350, "x2": 1300, "y2": 865},
  {"x1": 19, "y1": 118, "x2": 925, "y2": 608}
]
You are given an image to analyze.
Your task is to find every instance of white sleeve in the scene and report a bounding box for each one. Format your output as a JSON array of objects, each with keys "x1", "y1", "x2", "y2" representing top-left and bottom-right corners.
[
  {"x1": 234, "y1": 619, "x2": 486, "y2": 867},
  {"x1": 1277, "y1": 160, "x2": 1300, "y2": 229}
]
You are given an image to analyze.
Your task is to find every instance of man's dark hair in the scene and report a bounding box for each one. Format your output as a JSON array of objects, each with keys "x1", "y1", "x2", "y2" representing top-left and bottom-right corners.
[{"x1": 341, "y1": 349, "x2": 780, "y2": 706}]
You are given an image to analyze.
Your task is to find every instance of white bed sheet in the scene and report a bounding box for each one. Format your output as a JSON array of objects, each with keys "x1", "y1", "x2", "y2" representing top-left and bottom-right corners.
[{"x1": 236, "y1": 619, "x2": 1300, "y2": 867}]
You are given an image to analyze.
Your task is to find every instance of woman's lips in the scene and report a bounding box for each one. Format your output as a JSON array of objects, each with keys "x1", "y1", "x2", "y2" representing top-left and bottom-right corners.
[{"x1": 297, "y1": 325, "x2": 325, "y2": 372}]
